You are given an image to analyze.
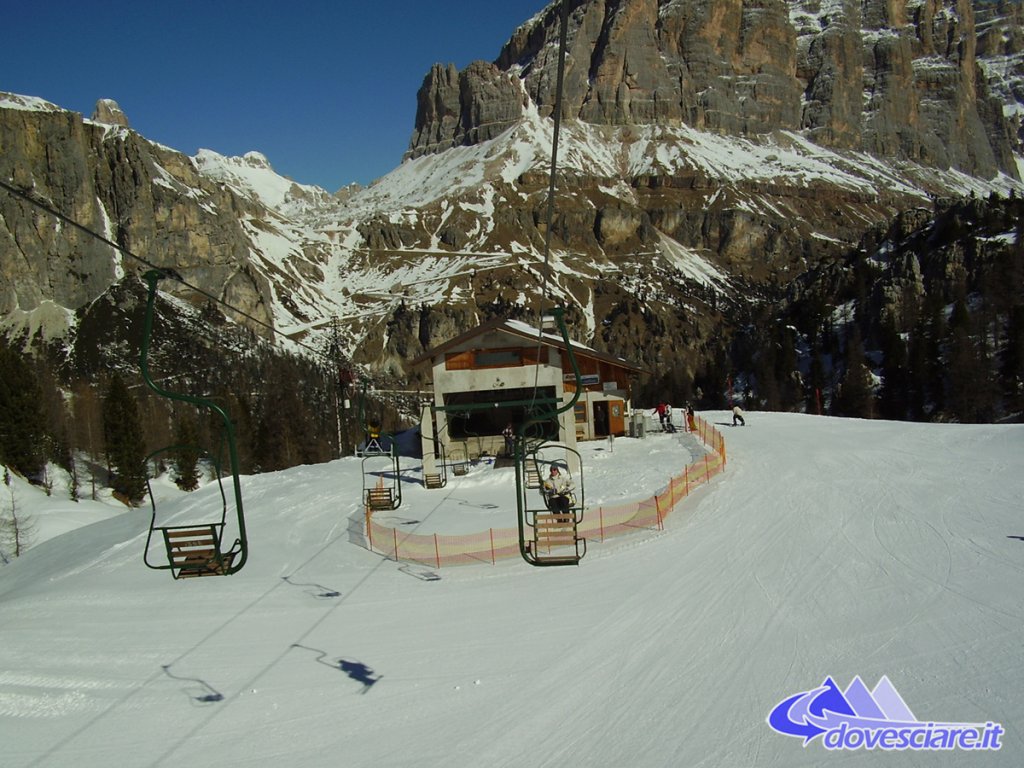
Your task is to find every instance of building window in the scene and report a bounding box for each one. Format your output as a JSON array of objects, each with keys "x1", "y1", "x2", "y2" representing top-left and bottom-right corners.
[
  {"x1": 574, "y1": 403, "x2": 587, "y2": 423},
  {"x1": 444, "y1": 347, "x2": 543, "y2": 371},
  {"x1": 475, "y1": 349, "x2": 521, "y2": 367},
  {"x1": 444, "y1": 387, "x2": 559, "y2": 438}
]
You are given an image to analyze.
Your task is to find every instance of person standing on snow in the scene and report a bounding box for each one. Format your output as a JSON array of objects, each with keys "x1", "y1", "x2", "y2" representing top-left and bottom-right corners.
[
  {"x1": 653, "y1": 402, "x2": 667, "y2": 431},
  {"x1": 502, "y1": 422, "x2": 515, "y2": 457},
  {"x1": 732, "y1": 405, "x2": 746, "y2": 427}
]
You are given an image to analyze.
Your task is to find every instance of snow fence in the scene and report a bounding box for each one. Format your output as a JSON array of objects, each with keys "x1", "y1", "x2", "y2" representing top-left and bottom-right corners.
[{"x1": 365, "y1": 414, "x2": 726, "y2": 567}]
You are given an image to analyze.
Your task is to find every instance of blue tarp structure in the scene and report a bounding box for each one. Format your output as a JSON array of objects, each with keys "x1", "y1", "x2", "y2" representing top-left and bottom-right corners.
[
  {"x1": 393, "y1": 426, "x2": 422, "y2": 458},
  {"x1": 357, "y1": 427, "x2": 422, "y2": 458}
]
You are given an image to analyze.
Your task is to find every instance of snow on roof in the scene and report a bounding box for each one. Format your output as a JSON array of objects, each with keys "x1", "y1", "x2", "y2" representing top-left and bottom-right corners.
[{"x1": 412, "y1": 315, "x2": 641, "y2": 372}]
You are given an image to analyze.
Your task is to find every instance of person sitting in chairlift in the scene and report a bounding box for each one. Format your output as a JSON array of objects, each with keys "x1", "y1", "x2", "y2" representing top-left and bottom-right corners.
[{"x1": 542, "y1": 465, "x2": 575, "y2": 520}]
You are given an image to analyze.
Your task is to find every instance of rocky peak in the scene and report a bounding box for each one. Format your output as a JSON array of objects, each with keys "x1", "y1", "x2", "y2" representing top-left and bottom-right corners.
[
  {"x1": 407, "y1": 61, "x2": 526, "y2": 159},
  {"x1": 91, "y1": 98, "x2": 129, "y2": 127},
  {"x1": 408, "y1": 0, "x2": 1020, "y2": 180},
  {"x1": 241, "y1": 150, "x2": 272, "y2": 169}
]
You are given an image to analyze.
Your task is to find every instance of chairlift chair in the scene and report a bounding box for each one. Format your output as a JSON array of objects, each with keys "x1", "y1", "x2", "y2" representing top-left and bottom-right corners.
[
  {"x1": 450, "y1": 446, "x2": 469, "y2": 476},
  {"x1": 517, "y1": 441, "x2": 586, "y2": 566},
  {"x1": 423, "y1": 440, "x2": 447, "y2": 489},
  {"x1": 512, "y1": 307, "x2": 588, "y2": 567},
  {"x1": 362, "y1": 447, "x2": 402, "y2": 510},
  {"x1": 139, "y1": 269, "x2": 248, "y2": 578},
  {"x1": 142, "y1": 445, "x2": 242, "y2": 579},
  {"x1": 357, "y1": 384, "x2": 403, "y2": 508}
]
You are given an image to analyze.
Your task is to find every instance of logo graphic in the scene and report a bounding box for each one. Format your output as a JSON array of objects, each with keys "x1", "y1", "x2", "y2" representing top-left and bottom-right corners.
[{"x1": 767, "y1": 676, "x2": 1004, "y2": 752}]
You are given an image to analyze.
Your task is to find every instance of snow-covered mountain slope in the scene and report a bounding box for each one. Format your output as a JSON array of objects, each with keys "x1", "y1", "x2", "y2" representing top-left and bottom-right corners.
[
  {"x1": 2, "y1": 413, "x2": 1023, "y2": 766},
  {"x1": 187, "y1": 94, "x2": 1024, "y2": 362}
]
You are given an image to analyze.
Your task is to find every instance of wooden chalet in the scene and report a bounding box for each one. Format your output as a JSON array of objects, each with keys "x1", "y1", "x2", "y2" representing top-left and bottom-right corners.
[{"x1": 411, "y1": 316, "x2": 645, "y2": 471}]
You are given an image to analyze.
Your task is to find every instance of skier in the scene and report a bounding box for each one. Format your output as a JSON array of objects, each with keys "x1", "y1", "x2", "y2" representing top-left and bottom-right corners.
[
  {"x1": 652, "y1": 402, "x2": 668, "y2": 431},
  {"x1": 686, "y1": 404, "x2": 696, "y2": 433},
  {"x1": 502, "y1": 422, "x2": 515, "y2": 457},
  {"x1": 542, "y1": 465, "x2": 575, "y2": 520}
]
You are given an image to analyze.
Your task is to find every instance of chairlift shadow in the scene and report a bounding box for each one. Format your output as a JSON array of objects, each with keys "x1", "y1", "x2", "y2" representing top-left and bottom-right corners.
[
  {"x1": 280, "y1": 576, "x2": 342, "y2": 599},
  {"x1": 376, "y1": 513, "x2": 421, "y2": 526},
  {"x1": 160, "y1": 664, "x2": 224, "y2": 705},
  {"x1": 346, "y1": 512, "x2": 370, "y2": 548},
  {"x1": 399, "y1": 563, "x2": 441, "y2": 581},
  {"x1": 291, "y1": 644, "x2": 381, "y2": 694},
  {"x1": 449, "y1": 497, "x2": 500, "y2": 510}
]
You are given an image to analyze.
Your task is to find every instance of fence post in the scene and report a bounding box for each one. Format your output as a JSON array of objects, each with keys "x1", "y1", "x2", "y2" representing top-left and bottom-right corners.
[
  {"x1": 434, "y1": 533, "x2": 441, "y2": 569},
  {"x1": 393, "y1": 527, "x2": 399, "y2": 561},
  {"x1": 704, "y1": 454, "x2": 710, "y2": 483},
  {"x1": 684, "y1": 465, "x2": 690, "y2": 496},
  {"x1": 365, "y1": 506, "x2": 372, "y2": 550},
  {"x1": 655, "y1": 492, "x2": 663, "y2": 530},
  {"x1": 599, "y1": 507, "x2": 605, "y2": 542},
  {"x1": 489, "y1": 528, "x2": 495, "y2": 565}
]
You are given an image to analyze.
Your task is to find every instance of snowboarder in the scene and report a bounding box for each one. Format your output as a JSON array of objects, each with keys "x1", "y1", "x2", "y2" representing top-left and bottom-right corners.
[
  {"x1": 732, "y1": 405, "x2": 746, "y2": 427},
  {"x1": 686, "y1": 404, "x2": 696, "y2": 433}
]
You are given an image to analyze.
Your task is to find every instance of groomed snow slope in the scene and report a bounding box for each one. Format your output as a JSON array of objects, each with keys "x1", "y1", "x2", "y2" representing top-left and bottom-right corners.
[{"x1": 1, "y1": 412, "x2": 1023, "y2": 767}]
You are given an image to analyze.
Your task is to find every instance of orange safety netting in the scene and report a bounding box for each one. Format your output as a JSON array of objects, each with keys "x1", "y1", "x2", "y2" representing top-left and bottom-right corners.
[{"x1": 366, "y1": 415, "x2": 727, "y2": 567}]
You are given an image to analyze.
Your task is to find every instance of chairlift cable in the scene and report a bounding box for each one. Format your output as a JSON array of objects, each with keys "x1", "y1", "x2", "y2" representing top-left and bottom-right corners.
[{"x1": 0, "y1": 177, "x2": 321, "y2": 357}]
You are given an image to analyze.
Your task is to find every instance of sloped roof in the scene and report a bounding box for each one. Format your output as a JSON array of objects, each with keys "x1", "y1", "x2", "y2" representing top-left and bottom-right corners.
[{"x1": 410, "y1": 316, "x2": 645, "y2": 374}]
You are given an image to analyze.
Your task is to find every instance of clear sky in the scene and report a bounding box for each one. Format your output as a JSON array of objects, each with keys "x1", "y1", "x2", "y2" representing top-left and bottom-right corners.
[{"x1": 4, "y1": 1, "x2": 549, "y2": 191}]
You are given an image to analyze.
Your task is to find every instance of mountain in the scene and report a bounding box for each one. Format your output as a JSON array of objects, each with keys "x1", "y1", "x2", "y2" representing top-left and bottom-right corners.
[{"x1": 1, "y1": 1, "x2": 1023, "y2": 425}]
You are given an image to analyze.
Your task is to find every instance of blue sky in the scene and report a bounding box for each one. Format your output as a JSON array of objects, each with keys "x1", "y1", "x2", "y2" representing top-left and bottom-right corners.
[{"x1": 4, "y1": 1, "x2": 549, "y2": 191}]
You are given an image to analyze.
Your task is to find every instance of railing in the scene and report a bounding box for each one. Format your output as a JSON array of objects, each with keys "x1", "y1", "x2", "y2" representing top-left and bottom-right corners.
[{"x1": 366, "y1": 414, "x2": 727, "y2": 567}]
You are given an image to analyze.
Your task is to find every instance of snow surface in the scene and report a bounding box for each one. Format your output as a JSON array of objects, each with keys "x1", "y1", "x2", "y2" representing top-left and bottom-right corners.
[{"x1": 2, "y1": 412, "x2": 1023, "y2": 766}]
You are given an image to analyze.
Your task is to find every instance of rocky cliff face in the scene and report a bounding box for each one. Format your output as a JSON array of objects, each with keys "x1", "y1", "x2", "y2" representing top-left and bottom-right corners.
[
  {"x1": 0, "y1": 95, "x2": 338, "y2": 347},
  {"x1": 410, "y1": 0, "x2": 1020, "y2": 180},
  {"x1": 1, "y1": 1, "x2": 1022, "y2": 404}
]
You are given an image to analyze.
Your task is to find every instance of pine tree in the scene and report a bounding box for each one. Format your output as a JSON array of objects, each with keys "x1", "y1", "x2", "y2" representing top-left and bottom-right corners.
[
  {"x1": 754, "y1": 338, "x2": 780, "y2": 411},
  {"x1": 102, "y1": 373, "x2": 148, "y2": 504},
  {"x1": 171, "y1": 413, "x2": 202, "y2": 491},
  {"x1": 1003, "y1": 305, "x2": 1024, "y2": 415},
  {"x1": 946, "y1": 296, "x2": 997, "y2": 423},
  {"x1": 907, "y1": 289, "x2": 947, "y2": 418},
  {"x1": 0, "y1": 343, "x2": 47, "y2": 481},
  {"x1": 70, "y1": 380, "x2": 104, "y2": 500},
  {"x1": 878, "y1": 317, "x2": 910, "y2": 420},
  {"x1": 835, "y1": 326, "x2": 875, "y2": 418}
]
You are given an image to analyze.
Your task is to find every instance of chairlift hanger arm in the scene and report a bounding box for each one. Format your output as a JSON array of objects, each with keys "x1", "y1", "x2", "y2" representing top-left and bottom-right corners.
[
  {"x1": 516, "y1": 307, "x2": 583, "y2": 439},
  {"x1": 140, "y1": 269, "x2": 248, "y2": 575}
]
